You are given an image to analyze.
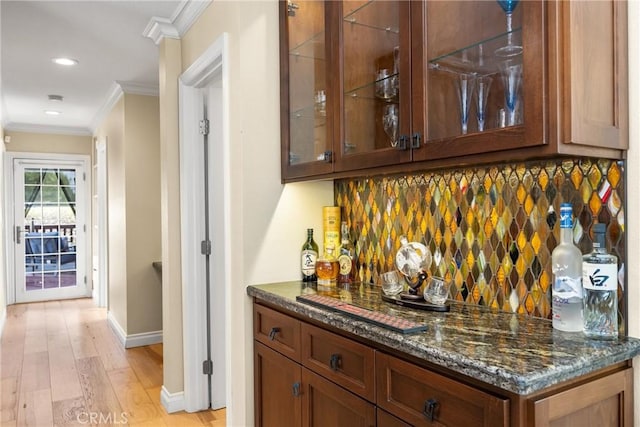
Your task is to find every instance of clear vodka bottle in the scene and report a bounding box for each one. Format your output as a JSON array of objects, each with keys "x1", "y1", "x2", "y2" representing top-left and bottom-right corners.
[
  {"x1": 582, "y1": 223, "x2": 618, "y2": 339},
  {"x1": 551, "y1": 203, "x2": 583, "y2": 331}
]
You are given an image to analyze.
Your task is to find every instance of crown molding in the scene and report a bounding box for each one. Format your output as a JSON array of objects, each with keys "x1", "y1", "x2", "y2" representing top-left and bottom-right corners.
[
  {"x1": 171, "y1": 0, "x2": 211, "y2": 36},
  {"x1": 143, "y1": 17, "x2": 179, "y2": 45},
  {"x1": 143, "y1": 0, "x2": 211, "y2": 45},
  {"x1": 3, "y1": 122, "x2": 92, "y2": 136},
  {"x1": 89, "y1": 81, "x2": 159, "y2": 133},
  {"x1": 116, "y1": 81, "x2": 159, "y2": 96},
  {"x1": 89, "y1": 82, "x2": 124, "y2": 133}
]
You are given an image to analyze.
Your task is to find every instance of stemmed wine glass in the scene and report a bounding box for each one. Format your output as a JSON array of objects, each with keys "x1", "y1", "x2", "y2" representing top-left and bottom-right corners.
[
  {"x1": 455, "y1": 73, "x2": 476, "y2": 135},
  {"x1": 495, "y1": 0, "x2": 522, "y2": 57},
  {"x1": 475, "y1": 75, "x2": 493, "y2": 132},
  {"x1": 498, "y1": 58, "x2": 523, "y2": 126}
]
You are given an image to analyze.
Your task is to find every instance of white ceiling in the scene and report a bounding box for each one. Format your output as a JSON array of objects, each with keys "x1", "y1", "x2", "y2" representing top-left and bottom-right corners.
[{"x1": 1, "y1": 0, "x2": 185, "y2": 136}]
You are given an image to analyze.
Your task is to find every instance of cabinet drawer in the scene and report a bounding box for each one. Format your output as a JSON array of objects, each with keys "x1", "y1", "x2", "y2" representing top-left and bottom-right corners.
[
  {"x1": 301, "y1": 322, "x2": 375, "y2": 401},
  {"x1": 254, "y1": 304, "x2": 301, "y2": 362},
  {"x1": 376, "y1": 352, "x2": 509, "y2": 427}
]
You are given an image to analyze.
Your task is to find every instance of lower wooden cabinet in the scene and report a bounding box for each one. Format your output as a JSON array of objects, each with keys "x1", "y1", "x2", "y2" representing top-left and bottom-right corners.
[
  {"x1": 253, "y1": 301, "x2": 634, "y2": 427},
  {"x1": 254, "y1": 341, "x2": 375, "y2": 427},
  {"x1": 529, "y1": 367, "x2": 633, "y2": 427}
]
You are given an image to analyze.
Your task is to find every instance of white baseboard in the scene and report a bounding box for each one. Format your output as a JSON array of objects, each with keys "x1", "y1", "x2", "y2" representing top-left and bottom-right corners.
[
  {"x1": 0, "y1": 307, "x2": 6, "y2": 339},
  {"x1": 161, "y1": 385, "x2": 185, "y2": 413},
  {"x1": 107, "y1": 311, "x2": 163, "y2": 348}
]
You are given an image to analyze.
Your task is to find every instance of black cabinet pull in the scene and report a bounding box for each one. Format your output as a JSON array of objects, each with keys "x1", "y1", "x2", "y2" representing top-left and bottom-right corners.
[
  {"x1": 423, "y1": 398, "x2": 439, "y2": 421},
  {"x1": 411, "y1": 132, "x2": 422, "y2": 149},
  {"x1": 268, "y1": 327, "x2": 280, "y2": 341},
  {"x1": 292, "y1": 382, "x2": 301, "y2": 397},
  {"x1": 329, "y1": 353, "x2": 341, "y2": 371},
  {"x1": 396, "y1": 135, "x2": 409, "y2": 151}
]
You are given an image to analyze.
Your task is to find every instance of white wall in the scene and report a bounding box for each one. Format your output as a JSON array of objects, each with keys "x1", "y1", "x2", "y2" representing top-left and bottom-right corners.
[{"x1": 626, "y1": 1, "x2": 639, "y2": 424}]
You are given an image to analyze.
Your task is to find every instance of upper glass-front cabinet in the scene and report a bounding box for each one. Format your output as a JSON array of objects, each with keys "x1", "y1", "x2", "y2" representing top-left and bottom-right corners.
[
  {"x1": 280, "y1": 1, "x2": 626, "y2": 182},
  {"x1": 281, "y1": 0, "x2": 333, "y2": 180},
  {"x1": 412, "y1": 0, "x2": 544, "y2": 162},
  {"x1": 333, "y1": 1, "x2": 412, "y2": 172}
]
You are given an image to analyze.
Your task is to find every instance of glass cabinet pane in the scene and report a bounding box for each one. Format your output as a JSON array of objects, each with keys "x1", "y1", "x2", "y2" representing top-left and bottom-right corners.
[
  {"x1": 287, "y1": 0, "x2": 328, "y2": 166},
  {"x1": 342, "y1": 1, "x2": 401, "y2": 155},
  {"x1": 425, "y1": 1, "x2": 524, "y2": 141}
]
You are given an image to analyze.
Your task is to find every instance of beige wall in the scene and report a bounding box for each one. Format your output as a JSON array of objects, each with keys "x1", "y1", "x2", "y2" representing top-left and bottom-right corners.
[
  {"x1": 158, "y1": 37, "x2": 184, "y2": 394},
  {"x1": 93, "y1": 93, "x2": 162, "y2": 336},
  {"x1": 3, "y1": 131, "x2": 92, "y2": 155},
  {"x1": 160, "y1": 0, "x2": 333, "y2": 423},
  {"x1": 0, "y1": 126, "x2": 5, "y2": 333},
  {"x1": 626, "y1": 1, "x2": 639, "y2": 424},
  {"x1": 123, "y1": 94, "x2": 162, "y2": 335},
  {"x1": 95, "y1": 97, "x2": 127, "y2": 329}
]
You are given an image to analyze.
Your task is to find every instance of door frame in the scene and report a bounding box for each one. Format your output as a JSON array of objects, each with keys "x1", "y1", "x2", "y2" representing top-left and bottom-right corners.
[
  {"x1": 178, "y1": 32, "x2": 230, "y2": 413},
  {"x1": 3, "y1": 151, "x2": 92, "y2": 305}
]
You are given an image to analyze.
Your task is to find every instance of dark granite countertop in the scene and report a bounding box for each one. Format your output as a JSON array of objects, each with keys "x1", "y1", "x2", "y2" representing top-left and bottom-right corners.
[{"x1": 246, "y1": 281, "x2": 640, "y2": 395}]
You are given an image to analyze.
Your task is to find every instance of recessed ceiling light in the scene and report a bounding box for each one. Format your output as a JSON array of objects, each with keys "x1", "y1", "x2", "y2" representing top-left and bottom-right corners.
[
  {"x1": 52, "y1": 57, "x2": 78, "y2": 66},
  {"x1": 44, "y1": 110, "x2": 61, "y2": 116}
]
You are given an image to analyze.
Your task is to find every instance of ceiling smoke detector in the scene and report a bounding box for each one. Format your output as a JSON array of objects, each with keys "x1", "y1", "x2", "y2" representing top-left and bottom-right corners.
[{"x1": 48, "y1": 94, "x2": 64, "y2": 102}]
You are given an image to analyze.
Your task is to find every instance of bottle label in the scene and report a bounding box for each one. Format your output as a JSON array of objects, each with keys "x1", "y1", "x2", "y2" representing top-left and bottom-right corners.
[
  {"x1": 301, "y1": 250, "x2": 317, "y2": 277},
  {"x1": 338, "y1": 254, "x2": 352, "y2": 275},
  {"x1": 583, "y1": 263, "x2": 617, "y2": 291},
  {"x1": 559, "y1": 204, "x2": 573, "y2": 229},
  {"x1": 553, "y1": 276, "x2": 582, "y2": 299}
]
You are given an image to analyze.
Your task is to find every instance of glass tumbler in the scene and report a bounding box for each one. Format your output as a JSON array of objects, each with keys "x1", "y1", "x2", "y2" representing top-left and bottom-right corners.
[
  {"x1": 381, "y1": 270, "x2": 404, "y2": 296},
  {"x1": 423, "y1": 276, "x2": 450, "y2": 305}
]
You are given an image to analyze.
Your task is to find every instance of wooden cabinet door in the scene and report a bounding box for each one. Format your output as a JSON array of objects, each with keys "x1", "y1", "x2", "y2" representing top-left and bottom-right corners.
[
  {"x1": 530, "y1": 368, "x2": 633, "y2": 427},
  {"x1": 411, "y1": 0, "x2": 545, "y2": 163},
  {"x1": 280, "y1": 0, "x2": 335, "y2": 181},
  {"x1": 302, "y1": 367, "x2": 376, "y2": 427},
  {"x1": 550, "y1": 0, "x2": 628, "y2": 153},
  {"x1": 254, "y1": 342, "x2": 302, "y2": 427},
  {"x1": 376, "y1": 352, "x2": 509, "y2": 427},
  {"x1": 332, "y1": 1, "x2": 413, "y2": 173}
]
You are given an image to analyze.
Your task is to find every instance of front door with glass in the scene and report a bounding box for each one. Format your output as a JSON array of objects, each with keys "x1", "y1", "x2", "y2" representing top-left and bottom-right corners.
[{"x1": 13, "y1": 159, "x2": 88, "y2": 303}]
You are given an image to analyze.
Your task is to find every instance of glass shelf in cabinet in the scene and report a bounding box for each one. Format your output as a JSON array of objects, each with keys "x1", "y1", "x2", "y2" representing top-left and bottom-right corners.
[
  {"x1": 344, "y1": 72, "x2": 399, "y2": 103},
  {"x1": 343, "y1": 1, "x2": 399, "y2": 34},
  {"x1": 428, "y1": 28, "x2": 522, "y2": 77},
  {"x1": 289, "y1": 30, "x2": 326, "y2": 61},
  {"x1": 290, "y1": 104, "x2": 328, "y2": 122}
]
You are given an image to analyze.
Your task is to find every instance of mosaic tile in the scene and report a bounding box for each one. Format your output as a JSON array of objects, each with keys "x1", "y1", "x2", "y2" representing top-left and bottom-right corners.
[{"x1": 335, "y1": 159, "x2": 627, "y2": 333}]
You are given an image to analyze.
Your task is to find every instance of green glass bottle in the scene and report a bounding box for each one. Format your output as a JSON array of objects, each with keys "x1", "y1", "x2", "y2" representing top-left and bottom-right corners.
[{"x1": 301, "y1": 228, "x2": 318, "y2": 282}]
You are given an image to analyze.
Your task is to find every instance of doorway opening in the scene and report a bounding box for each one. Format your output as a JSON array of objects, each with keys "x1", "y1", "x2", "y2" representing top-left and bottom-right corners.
[{"x1": 178, "y1": 33, "x2": 229, "y2": 413}]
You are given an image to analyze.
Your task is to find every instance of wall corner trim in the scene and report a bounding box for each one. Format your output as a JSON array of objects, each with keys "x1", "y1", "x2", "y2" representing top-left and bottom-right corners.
[
  {"x1": 161, "y1": 386, "x2": 185, "y2": 413},
  {"x1": 107, "y1": 311, "x2": 163, "y2": 349}
]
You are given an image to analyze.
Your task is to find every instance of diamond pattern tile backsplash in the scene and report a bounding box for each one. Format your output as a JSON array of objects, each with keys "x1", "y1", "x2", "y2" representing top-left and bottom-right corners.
[{"x1": 335, "y1": 158, "x2": 626, "y2": 330}]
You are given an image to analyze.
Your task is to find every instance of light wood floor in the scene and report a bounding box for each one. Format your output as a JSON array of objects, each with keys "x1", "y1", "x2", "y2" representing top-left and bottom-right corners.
[{"x1": 0, "y1": 298, "x2": 226, "y2": 426}]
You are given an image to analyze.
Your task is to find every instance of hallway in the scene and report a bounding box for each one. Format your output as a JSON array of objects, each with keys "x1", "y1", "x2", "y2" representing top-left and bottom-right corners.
[{"x1": 0, "y1": 298, "x2": 225, "y2": 426}]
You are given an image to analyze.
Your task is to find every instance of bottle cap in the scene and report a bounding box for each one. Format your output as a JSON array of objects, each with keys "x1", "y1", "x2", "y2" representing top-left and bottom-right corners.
[{"x1": 559, "y1": 203, "x2": 572, "y2": 228}]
